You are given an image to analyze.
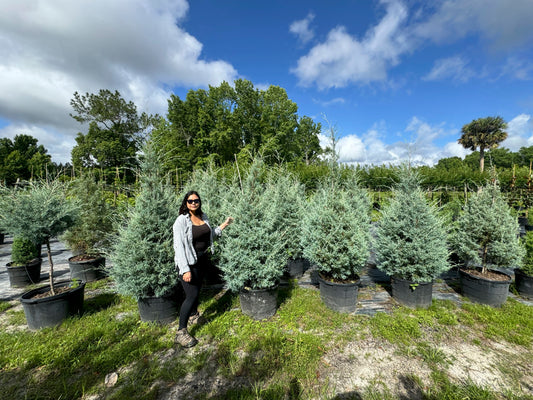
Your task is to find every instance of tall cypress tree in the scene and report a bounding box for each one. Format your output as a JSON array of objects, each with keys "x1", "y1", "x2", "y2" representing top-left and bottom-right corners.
[{"x1": 111, "y1": 142, "x2": 179, "y2": 299}]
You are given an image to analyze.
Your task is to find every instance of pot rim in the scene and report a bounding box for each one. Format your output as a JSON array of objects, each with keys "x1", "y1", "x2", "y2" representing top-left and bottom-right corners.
[
  {"x1": 514, "y1": 268, "x2": 533, "y2": 278},
  {"x1": 68, "y1": 254, "x2": 105, "y2": 263},
  {"x1": 20, "y1": 280, "x2": 86, "y2": 304},
  {"x1": 318, "y1": 273, "x2": 360, "y2": 286},
  {"x1": 6, "y1": 258, "x2": 42, "y2": 268},
  {"x1": 459, "y1": 267, "x2": 512, "y2": 282}
]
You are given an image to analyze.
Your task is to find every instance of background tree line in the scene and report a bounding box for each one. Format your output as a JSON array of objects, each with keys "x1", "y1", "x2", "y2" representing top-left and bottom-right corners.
[{"x1": 2, "y1": 82, "x2": 533, "y2": 203}]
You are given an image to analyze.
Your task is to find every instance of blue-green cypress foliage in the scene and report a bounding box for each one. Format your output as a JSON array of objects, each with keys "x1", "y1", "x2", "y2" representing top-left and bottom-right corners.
[
  {"x1": 375, "y1": 168, "x2": 449, "y2": 283},
  {"x1": 218, "y1": 159, "x2": 290, "y2": 291},
  {"x1": 301, "y1": 171, "x2": 371, "y2": 281},
  {"x1": 451, "y1": 181, "x2": 523, "y2": 274},
  {"x1": 111, "y1": 142, "x2": 179, "y2": 299}
]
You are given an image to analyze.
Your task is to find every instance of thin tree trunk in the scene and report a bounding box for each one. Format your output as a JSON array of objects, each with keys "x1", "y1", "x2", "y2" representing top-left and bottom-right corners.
[
  {"x1": 479, "y1": 148, "x2": 485, "y2": 173},
  {"x1": 482, "y1": 246, "x2": 488, "y2": 275},
  {"x1": 46, "y1": 238, "x2": 55, "y2": 295}
]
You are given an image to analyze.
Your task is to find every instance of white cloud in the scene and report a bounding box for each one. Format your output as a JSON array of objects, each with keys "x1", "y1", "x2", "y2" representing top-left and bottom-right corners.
[
  {"x1": 0, "y1": 0, "x2": 238, "y2": 163},
  {"x1": 291, "y1": 0, "x2": 410, "y2": 89},
  {"x1": 321, "y1": 118, "x2": 468, "y2": 166},
  {"x1": 413, "y1": 0, "x2": 533, "y2": 51},
  {"x1": 0, "y1": 123, "x2": 76, "y2": 165},
  {"x1": 423, "y1": 56, "x2": 475, "y2": 83},
  {"x1": 501, "y1": 114, "x2": 533, "y2": 151},
  {"x1": 499, "y1": 57, "x2": 533, "y2": 81},
  {"x1": 292, "y1": 0, "x2": 533, "y2": 89},
  {"x1": 289, "y1": 13, "x2": 315, "y2": 44}
]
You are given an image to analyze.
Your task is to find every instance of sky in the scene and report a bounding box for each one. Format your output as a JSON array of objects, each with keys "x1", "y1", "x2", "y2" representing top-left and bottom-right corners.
[{"x1": 1, "y1": 0, "x2": 533, "y2": 166}]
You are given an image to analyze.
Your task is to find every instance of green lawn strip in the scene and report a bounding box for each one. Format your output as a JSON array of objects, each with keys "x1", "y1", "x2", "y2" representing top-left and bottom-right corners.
[
  {"x1": 1, "y1": 284, "x2": 532, "y2": 399},
  {"x1": 0, "y1": 292, "x2": 174, "y2": 399},
  {"x1": 460, "y1": 299, "x2": 533, "y2": 346}
]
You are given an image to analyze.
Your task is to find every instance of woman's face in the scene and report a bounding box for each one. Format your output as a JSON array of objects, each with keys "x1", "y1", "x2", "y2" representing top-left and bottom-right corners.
[{"x1": 186, "y1": 194, "x2": 200, "y2": 214}]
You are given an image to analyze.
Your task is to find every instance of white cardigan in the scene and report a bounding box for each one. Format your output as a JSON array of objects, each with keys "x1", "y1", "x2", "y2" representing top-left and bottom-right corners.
[{"x1": 173, "y1": 213, "x2": 222, "y2": 275}]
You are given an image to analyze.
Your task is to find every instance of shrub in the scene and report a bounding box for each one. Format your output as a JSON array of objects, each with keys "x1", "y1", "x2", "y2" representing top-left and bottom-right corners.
[
  {"x1": 450, "y1": 180, "x2": 523, "y2": 274},
  {"x1": 374, "y1": 168, "x2": 449, "y2": 283},
  {"x1": 0, "y1": 180, "x2": 78, "y2": 292},
  {"x1": 521, "y1": 231, "x2": 533, "y2": 276},
  {"x1": 11, "y1": 236, "x2": 39, "y2": 266},
  {"x1": 301, "y1": 171, "x2": 371, "y2": 281},
  {"x1": 218, "y1": 158, "x2": 290, "y2": 291},
  {"x1": 62, "y1": 174, "x2": 115, "y2": 256},
  {"x1": 110, "y1": 142, "x2": 179, "y2": 300}
]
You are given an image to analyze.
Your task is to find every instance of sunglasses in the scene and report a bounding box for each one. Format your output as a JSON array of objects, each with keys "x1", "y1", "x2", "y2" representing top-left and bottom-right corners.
[{"x1": 187, "y1": 199, "x2": 200, "y2": 204}]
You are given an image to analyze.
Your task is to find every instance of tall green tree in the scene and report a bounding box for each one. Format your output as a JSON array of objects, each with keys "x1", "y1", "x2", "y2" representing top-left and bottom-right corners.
[
  {"x1": 0, "y1": 134, "x2": 52, "y2": 184},
  {"x1": 70, "y1": 89, "x2": 159, "y2": 180},
  {"x1": 157, "y1": 79, "x2": 321, "y2": 176},
  {"x1": 458, "y1": 116, "x2": 508, "y2": 173}
]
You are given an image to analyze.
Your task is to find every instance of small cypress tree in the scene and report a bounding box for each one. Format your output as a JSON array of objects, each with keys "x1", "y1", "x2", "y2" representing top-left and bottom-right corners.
[
  {"x1": 451, "y1": 179, "x2": 523, "y2": 274},
  {"x1": 62, "y1": 173, "x2": 115, "y2": 256},
  {"x1": 11, "y1": 236, "x2": 39, "y2": 266},
  {"x1": 218, "y1": 158, "x2": 290, "y2": 291},
  {"x1": 521, "y1": 231, "x2": 533, "y2": 276},
  {"x1": 268, "y1": 166, "x2": 305, "y2": 261},
  {"x1": 111, "y1": 142, "x2": 179, "y2": 300},
  {"x1": 0, "y1": 180, "x2": 78, "y2": 294},
  {"x1": 301, "y1": 170, "x2": 371, "y2": 281},
  {"x1": 374, "y1": 168, "x2": 449, "y2": 283}
]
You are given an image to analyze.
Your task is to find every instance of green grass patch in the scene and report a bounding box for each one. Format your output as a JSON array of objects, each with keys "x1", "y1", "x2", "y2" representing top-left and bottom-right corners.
[
  {"x1": 460, "y1": 299, "x2": 533, "y2": 346},
  {"x1": 1, "y1": 282, "x2": 532, "y2": 399},
  {"x1": 0, "y1": 300, "x2": 12, "y2": 313}
]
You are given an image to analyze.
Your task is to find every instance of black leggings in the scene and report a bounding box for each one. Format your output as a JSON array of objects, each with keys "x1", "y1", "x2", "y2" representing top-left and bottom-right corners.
[{"x1": 178, "y1": 254, "x2": 208, "y2": 330}]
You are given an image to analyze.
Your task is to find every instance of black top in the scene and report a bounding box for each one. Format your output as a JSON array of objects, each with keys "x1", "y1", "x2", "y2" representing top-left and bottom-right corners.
[{"x1": 192, "y1": 223, "x2": 211, "y2": 254}]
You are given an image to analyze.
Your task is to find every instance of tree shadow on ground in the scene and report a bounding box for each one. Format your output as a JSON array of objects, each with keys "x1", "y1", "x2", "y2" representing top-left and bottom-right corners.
[{"x1": 83, "y1": 292, "x2": 121, "y2": 315}]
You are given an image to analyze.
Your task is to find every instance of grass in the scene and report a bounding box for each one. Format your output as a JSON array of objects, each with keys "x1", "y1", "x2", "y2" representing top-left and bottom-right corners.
[{"x1": 0, "y1": 279, "x2": 532, "y2": 399}]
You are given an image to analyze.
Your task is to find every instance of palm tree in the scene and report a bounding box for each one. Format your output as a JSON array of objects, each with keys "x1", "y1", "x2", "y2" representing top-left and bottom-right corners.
[{"x1": 458, "y1": 116, "x2": 507, "y2": 172}]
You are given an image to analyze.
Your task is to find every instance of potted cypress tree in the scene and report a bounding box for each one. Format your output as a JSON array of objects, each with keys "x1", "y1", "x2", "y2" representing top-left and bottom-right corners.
[
  {"x1": 374, "y1": 168, "x2": 449, "y2": 308},
  {"x1": 0, "y1": 180, "x2": 81, "y2": 329},
  {"x1": 5, "y1": 236, "x2": 41, "y2": 287},
  {"x1": 515, "y1": 231, "x2": 533, "y2": 299},
  {"x1": 218, "y1": 158, "x2": 290, "y2": 320},
  {"x1": 451, "y1": 179, "x2": 524, "y2": 307},
  {"x1": 301, "y1": 170, "x2": 372, "y2": 313},
  {"x1": 277, "y1": 170, "x2": 307, "y2": 279},
  {"x1": 62, "y1": 174, "x2": 114, "y2": 282},
  {"x1": 111, "y1": 141, "x2": 180, "y2": 324}
]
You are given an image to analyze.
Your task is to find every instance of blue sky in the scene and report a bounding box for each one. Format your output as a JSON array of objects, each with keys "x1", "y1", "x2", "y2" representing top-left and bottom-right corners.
[{"x1": 1, "y1": 0, "x2": 533, "y2": 165}]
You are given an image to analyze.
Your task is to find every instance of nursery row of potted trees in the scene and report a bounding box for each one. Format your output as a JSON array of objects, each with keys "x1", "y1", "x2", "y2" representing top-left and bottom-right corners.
[
  {"x1": 0, "y1": 174, "x2": 115, "y2": 329},
  {"x1": 2, "y1": 149, "x2": 532, "y2": 329},
  {"x1": 113, "y1": 153, "x2": 531, "y2": 323}
]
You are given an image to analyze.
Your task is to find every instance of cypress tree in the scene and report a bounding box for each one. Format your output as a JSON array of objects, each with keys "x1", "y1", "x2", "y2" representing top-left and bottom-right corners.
[
  {"x1": 111, "y1": 142, "x2": 179, "y2": 299},
  {"x1": 374, "y1": 168, "x2": 449, "y2": 283}
]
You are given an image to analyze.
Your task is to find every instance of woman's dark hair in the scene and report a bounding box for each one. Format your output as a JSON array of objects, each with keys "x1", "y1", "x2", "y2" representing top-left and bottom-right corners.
[{"x1": 179, "y1": 190, "x2": 203, "y2": 216}]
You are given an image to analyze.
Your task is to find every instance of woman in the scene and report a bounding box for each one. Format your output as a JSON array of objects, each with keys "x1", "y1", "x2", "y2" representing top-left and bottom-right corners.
[{"x1": 173, "y1": 190, "x2": 233, "y2": 347}]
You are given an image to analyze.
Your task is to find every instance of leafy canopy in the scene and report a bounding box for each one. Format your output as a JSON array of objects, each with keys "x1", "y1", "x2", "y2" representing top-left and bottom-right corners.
[{"x1": 458, "y1": 116, "x2": 507, "y2": 172}]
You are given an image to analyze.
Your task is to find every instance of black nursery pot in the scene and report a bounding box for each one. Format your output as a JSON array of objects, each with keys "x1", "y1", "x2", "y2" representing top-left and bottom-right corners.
[
  {"x1": 318, "y1": 274, "x2": 360, "y2": 314},
  {"x1": 68, "y1": 255, "x2": 106, "y2": 283},
  {"x1": 514, "y1": 268, "x2": 533, "y2": 299},
  {"x1": 391, "y1": 277, "x2": 433, "y2": 309},
  {"x1": 6, "y1": 258, "x2": 42, "y2": 287},
  {"x1": 285, "y1": 258, "x2": 305, "y2": 279},
  {"x1": 459, "y1": 268, "x2": 511, "y2": 307},
  {"x1": 239, "y1": 286, "x2": 278, "y2": 320},
  {"x1": 20, "y1": 281, "x2": 86, "y2": 330},
  {"x1": 137, "y1": 293, "x2": 180, "y2": 325}
]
